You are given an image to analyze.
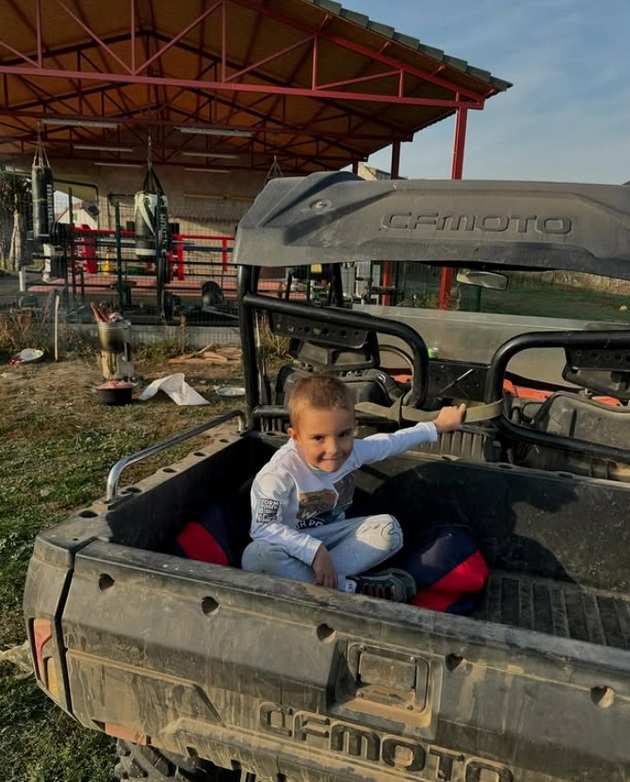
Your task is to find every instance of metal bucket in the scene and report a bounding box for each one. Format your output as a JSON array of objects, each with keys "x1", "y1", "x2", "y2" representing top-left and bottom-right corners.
[{"x1": 98, "y1": 320, "x2": 131, "y2": 353}]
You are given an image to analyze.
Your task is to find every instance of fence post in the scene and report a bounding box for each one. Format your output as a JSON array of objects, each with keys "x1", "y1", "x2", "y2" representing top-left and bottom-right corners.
[
  {"x1": 115, "y1": 201, "x2": 124, "y2": 311},
  {"x1": 222, "y1": 237, "x2": 229, "y2": 272},
  {"x1": 176, "y1": 235, "x2": 184, "y2": 280}
]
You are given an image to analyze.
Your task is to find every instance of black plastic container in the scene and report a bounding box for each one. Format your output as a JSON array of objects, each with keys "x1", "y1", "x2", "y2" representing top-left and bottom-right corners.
[{"x1": 96, "y1": 382, "x2": 133, "y2": 406}]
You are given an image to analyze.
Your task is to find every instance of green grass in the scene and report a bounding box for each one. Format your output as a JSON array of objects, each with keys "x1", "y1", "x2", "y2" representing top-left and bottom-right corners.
[
  {"x1": 0, "y1": 669, "x2": 115, "y2": 782},
  {"x1": 0, "y1": 353, "x2": 244, "y2": 781},
  {"x1": 462, "y1": 281, "x2": 630, "y2": 322},
  {"x1": 0, "y1": 401, "x2": 122, "y2": 780},
  {"x1": 404, "y1": 278, "x2": 630, "y2": 322}
]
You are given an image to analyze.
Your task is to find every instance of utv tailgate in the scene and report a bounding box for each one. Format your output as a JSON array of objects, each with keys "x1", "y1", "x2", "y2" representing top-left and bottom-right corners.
[{"x1": 56, "y1": 541, "x2": 629, "y2": 782}]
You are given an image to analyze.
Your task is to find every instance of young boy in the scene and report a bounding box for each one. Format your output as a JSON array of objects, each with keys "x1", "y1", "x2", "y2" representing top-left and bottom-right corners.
[{"x1": 242, "y1": 375, "x2": 466, "y2": 601}]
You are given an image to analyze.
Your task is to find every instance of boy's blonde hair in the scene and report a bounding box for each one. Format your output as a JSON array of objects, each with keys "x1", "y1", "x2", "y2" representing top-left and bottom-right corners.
[{"x1": 288, "y1": 375, "x2": 354, "y2": 428}]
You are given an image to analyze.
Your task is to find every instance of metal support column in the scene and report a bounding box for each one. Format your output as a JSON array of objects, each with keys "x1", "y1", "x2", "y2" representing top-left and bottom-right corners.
[
  {"x1": 381, "y1": 140, "x2": 401, "y2": 305},
  {"x1": 438, "y1": 106, "x2": 468, "y2": 310}
]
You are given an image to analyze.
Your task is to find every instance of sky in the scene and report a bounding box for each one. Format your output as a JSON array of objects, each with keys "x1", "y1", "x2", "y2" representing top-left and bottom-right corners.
[{"x1": 347, "y1": 0, "x2": 630, "y2": 184}]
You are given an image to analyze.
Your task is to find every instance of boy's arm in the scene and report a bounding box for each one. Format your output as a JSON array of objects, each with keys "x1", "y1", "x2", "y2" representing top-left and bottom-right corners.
[
  {"x1": 250, "y1": 472, "x2": 321, "y2": 566},
  {"x1": 356, "y1": 404, "x2": 466, "y2": 464}
]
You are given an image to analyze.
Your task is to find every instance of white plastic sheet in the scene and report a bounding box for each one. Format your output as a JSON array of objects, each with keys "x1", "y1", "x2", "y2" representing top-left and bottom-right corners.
[{"x1": 139, "y1": 373, "x2": 209, "y2": 406}]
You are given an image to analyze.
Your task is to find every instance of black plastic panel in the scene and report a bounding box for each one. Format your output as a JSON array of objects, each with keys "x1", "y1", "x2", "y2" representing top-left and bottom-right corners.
[
  {"x1": 564, "y1": 345, "x2": 630, "y2": 398},
  {"x1": 368, "y1": 458, "x2": 630, "y2": 593},
  {"x1": 234, "y1": 172, "x2": 630, "y2": 279},
  {"x1": 269, "y1": 311, "x2": 373, "y2": 349}
]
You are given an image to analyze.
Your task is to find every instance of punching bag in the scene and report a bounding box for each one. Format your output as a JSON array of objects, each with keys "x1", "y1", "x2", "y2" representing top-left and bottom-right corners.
[
  {"x1": 32, "y1": 143, "x2": 55, "y2": 241},
  {"x1": 133, "y1": 162, "x2": 168, "y2": 262},
  {"x1": 134, "y1": 142, "x2": 170, "y2": 318}
]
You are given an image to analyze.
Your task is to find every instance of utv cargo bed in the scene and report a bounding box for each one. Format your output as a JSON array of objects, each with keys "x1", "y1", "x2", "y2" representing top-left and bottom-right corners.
[{"x1": 476, "y1": 572, "x2": 630, "y2": 650}]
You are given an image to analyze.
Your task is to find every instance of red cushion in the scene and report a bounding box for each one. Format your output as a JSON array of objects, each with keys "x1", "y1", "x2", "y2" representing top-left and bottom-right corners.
[
  {"x1": 395, "y1": 526, "x2": 489, "y2": 614},
  {"x1": 174, "y1": 520, "x2": 229, "y2": 566},
  {"x1": 411, "y1": 549, "x2": 489, "y2": 611}
]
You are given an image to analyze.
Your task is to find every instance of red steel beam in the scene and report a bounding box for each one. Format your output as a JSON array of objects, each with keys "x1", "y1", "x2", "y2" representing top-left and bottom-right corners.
[
  {"x1": 0, "y1": 0, "x2": 488, "y2": 109},
  {"x1": 77, "y1": 45, "x2": 132, "y2": 117},
  {"x1": 228, "y1": 27, "x2": 414, "y2": 154},
  {"x1": 0, "y1": 31, "x2": 146, "y2": 70},
  {"x1": 194, "y1": 0, "x2": 210, "y2": 116},
  {"x1": 52, "y1": 0, "x2": 132, "y2": 74},
  {"x1": 451, "y1": 104, "x2": 468, "y2": 179},
  {"x1": 229, "y1": 0, "x2": 486, "y2": 103},
  {"x1": 318, "y1": 68, "x2": 401, "y2": 93},
  {"x1": 221, "y1": 0, "x2": 227, "y2": 82},
  {"x1": 224, "y1": 0, "x2": 265, "y2": 123},
  {"x1": 391, "y1": 139, "x2": 401, "y2": 179},
  {"x1": 130, "y1": 0, "x2": 136, "y2": 74},
  {"x1": 3, "y1": 0, "x2": 100, "y2": 115},
  {"x1": 35, "y1": 0, "x2": 42, "y2": 67},
  {"x1": 251, "y1": 12, "x2": 329, "y2": 132},
  {"x1": 0, "y1": 40, "x2": 38, "y2": 66},
  {"x1": 151, "y1": 0, "x2": 171, "y2": 127},
  {"x1": 135, "y1": 1, "x2": 221, "y2": 75},
  {"x1": 278, "y1": 45, "x2": 411, "y2": 161},
  {"x1": 438, "y1": 105, "x2": 469, "y2": 310},
  {"x1": 225, "y1": 36, "x2": 312, "y2": 84},
  {"x1": 12, "y1": 84, "x2": 120, "y2": 113},
  {"x1": 0, "y1": 64, "x2": 481, "y2": 108},
  {"x1": 380, "y1": 139, "x2": 401, "y2": 306}
]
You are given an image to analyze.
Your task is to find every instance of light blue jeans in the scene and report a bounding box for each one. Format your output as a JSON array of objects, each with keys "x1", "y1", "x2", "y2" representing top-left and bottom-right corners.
[{"x1": 241, "y1": 514, "x2": 403, "y2": 592}]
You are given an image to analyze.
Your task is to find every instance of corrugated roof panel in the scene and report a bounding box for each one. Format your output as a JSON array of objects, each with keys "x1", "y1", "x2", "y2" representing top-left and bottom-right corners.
[{"x1": 306, "y1": 0, "x2": 511, "y2": 91}]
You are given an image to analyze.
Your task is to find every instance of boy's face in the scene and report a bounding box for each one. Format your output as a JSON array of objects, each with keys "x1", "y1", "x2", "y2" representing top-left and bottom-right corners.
[{"x1": 289, "y1": 407, "x2": 355, "y2": 472}]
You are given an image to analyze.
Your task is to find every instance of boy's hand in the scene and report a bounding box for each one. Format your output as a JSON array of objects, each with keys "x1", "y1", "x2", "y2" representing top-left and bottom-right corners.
[
  {"x1": 312, "y1": 544, "x2": 338, "y2": 589},
  {"x1": 434, "y1": 403, "x2": 467, "y2": 434}
]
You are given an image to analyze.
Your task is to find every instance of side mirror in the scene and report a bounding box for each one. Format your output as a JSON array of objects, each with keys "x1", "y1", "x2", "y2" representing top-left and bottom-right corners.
[{"x1": 456, "y1": 269, "x2": 508, "y2": 291}]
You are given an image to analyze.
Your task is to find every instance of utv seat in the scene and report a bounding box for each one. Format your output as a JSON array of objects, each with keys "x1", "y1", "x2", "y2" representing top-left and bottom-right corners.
[
  {"x1": 275, "y1": 364, "x2": 404, "y2": 408},
  {"x1": 531, "y1": 391, "x2": 630, "y2": 448}
]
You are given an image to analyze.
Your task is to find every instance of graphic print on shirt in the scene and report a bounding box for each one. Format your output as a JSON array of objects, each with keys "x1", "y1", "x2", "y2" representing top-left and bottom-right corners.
[
  {"x1": 256, "y1": 498, "x2": 281, "y2": 524},
  {"x1": 296, "y1": 470, "x2": 357, "y2": 528},
  {"x1": 334, "y1": 471, "x2": 356, "y2": 508}
]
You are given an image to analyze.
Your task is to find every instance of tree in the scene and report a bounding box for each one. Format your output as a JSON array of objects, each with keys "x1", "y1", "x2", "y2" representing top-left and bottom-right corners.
[{"x1": 0, "y1": 169, "x2": 32, "y2": 272}]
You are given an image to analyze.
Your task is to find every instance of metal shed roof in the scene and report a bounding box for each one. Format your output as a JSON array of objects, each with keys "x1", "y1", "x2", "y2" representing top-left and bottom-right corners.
[{"x1": 0, "y1": 0, "x2": 511, "y2": 173}]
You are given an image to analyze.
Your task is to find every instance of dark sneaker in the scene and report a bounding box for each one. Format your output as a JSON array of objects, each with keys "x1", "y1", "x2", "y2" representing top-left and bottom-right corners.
[{"x1": 350, "y1": 568, "x2": 416, "y2": 603}]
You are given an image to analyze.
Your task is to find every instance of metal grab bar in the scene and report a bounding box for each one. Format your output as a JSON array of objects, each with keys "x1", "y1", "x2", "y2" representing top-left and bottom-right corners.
[{"x1": 106, "y1": 409, "x2": 246, "y2": 502}]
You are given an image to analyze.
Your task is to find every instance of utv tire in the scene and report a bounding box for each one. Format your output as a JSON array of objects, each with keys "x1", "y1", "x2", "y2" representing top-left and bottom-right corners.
[{"x1": 115, "y1": 739, "x2": 224, "y2": 781}]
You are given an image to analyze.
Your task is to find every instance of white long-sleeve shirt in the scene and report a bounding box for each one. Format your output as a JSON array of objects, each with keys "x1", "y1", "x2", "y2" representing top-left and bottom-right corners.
[{"x1": 249, "y1": 422, "x2": 438, "y2": 566}]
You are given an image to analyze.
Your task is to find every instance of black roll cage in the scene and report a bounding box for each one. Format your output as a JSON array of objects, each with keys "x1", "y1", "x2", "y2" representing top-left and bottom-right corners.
[
  {"x1": 237, "y1": 264, "x2": 429, "y2": 428},
  {"x1": 486, "y1": 330, "x2": 630, "y2": 462},
  {"x1": 237, "y1": 263, "x2": 630, "y2": 465}
]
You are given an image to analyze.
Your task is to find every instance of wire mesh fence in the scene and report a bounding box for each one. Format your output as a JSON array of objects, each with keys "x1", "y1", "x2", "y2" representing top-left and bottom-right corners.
[
  {"x1": 11, "y1": 190, "x2": 347, "y2": 324},
  {"x1": 2, "y1": 189, "x2": 243, "y2": 325}
]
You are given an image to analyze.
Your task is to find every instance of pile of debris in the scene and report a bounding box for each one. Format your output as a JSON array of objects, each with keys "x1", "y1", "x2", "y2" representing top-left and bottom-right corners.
[{"x1": 168, "y1": 345, "x2": 242, "y2": 365}]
